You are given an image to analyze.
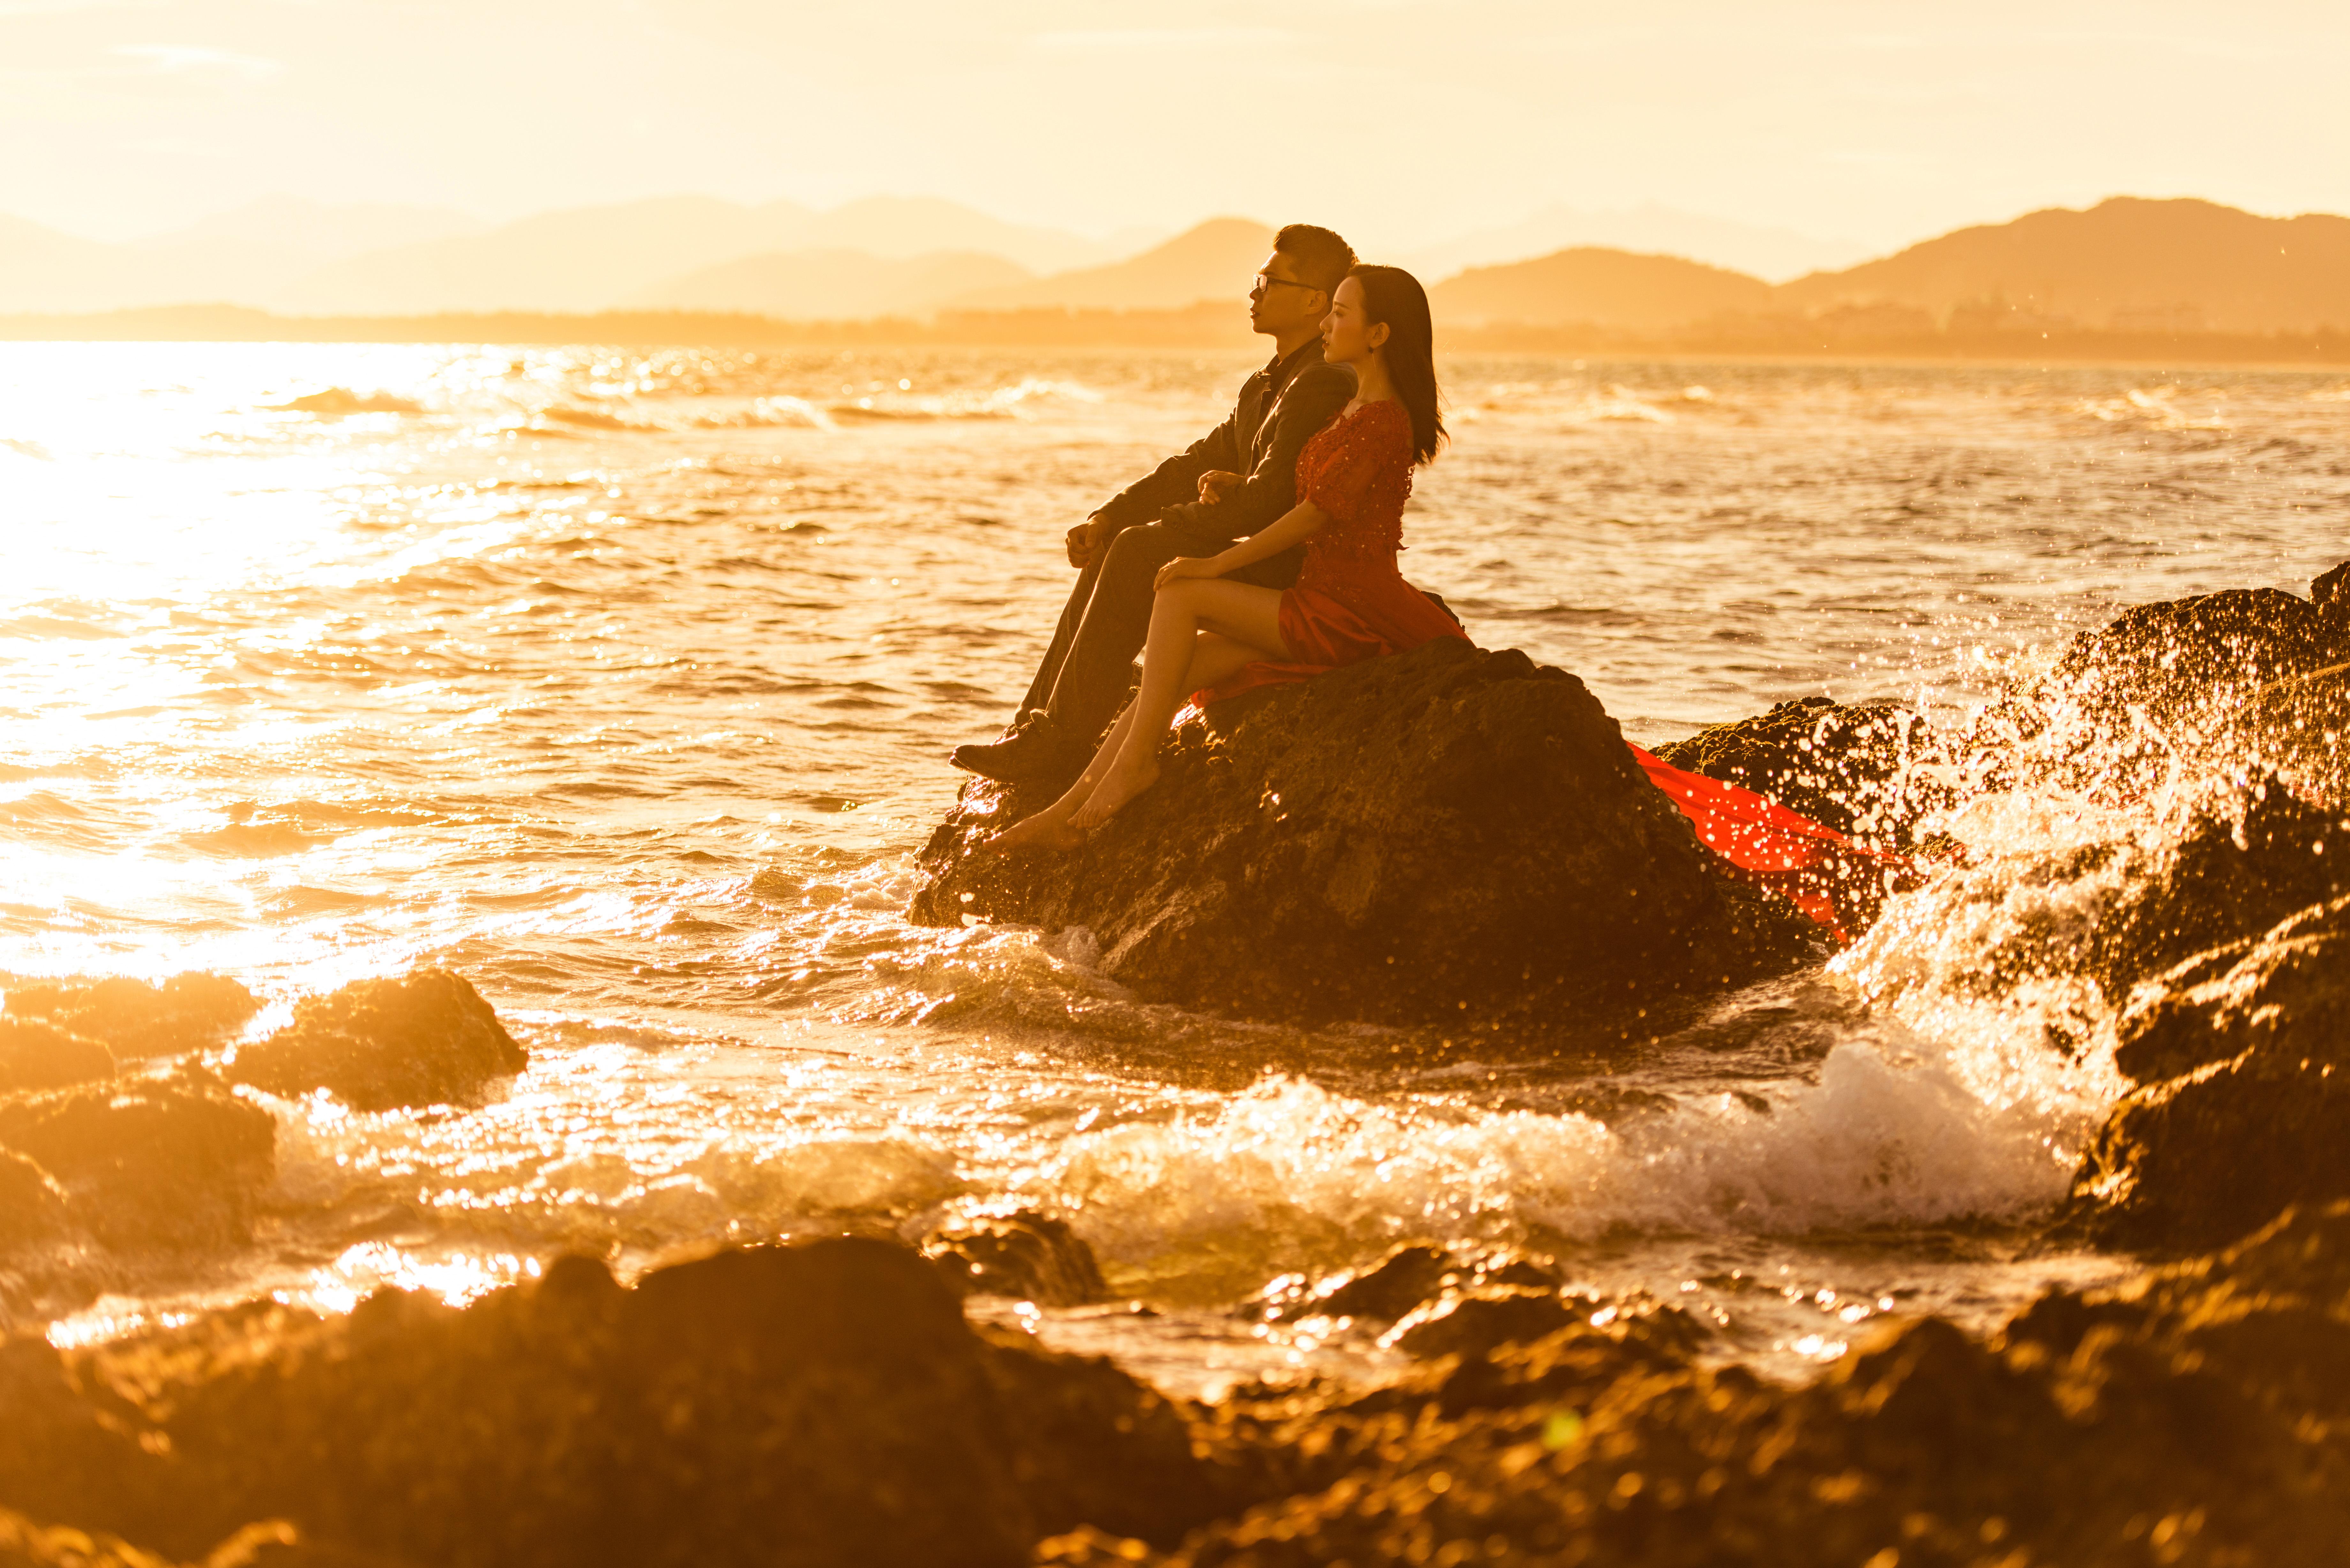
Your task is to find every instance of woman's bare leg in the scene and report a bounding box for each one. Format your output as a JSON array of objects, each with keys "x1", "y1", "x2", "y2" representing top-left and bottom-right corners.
[
  {"x1": 982, "y1": 701, "x2": 1142, "y2": 852},
  {"x1": 1067, "y1": 584, "x2": 1286, "y2": 831}
]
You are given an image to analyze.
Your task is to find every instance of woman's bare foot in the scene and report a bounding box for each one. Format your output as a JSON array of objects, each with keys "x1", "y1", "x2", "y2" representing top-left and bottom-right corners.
[
  {"x1": 1068, "y1": 755, "x2": 1160, "y2": 832},
  {"x1": 980, "y1": 803, "x2": 1083, "y2": 855}
]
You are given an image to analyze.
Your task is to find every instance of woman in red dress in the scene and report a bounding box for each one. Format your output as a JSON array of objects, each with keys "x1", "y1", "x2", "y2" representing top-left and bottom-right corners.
[{"x1": 989, "y1": 264, "x2": 1465, "y2": 850}]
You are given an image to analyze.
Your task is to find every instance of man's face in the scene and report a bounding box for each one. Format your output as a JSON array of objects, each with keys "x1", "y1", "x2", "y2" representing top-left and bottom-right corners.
[{"x1": 1248, "y1": 250, "x2": 1326, "y2": 337}]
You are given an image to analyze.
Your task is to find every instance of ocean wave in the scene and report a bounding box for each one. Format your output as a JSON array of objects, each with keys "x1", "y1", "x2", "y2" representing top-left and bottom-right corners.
[
  {"x1": 691, "y1": 396, "x2": 834, "y2": 431},
  {"x1": 2073, "y1": 386, "x2": 2229, "y2": 431},
  {"x1": 1039, "y1": 1044, "x2": 2070, "y2": 1286},
  {"x1": 827, "y1": 377, "x2": 1105, "y2": 423},
  {"x1": 537, "y1": 404, "x2": 666, "y2": 433},
  {"x1": 268, "y1": 388, "x2": 424, "y2": 416}
]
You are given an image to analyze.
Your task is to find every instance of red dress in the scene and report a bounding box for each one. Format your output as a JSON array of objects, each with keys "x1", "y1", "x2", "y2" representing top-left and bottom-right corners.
[
  {"x1": 1194, "y1": 399, "x2": 1468, "y2": 704},
  {"x1": 1191, "y1": 398, "x2": 1894, "y2": 938}
]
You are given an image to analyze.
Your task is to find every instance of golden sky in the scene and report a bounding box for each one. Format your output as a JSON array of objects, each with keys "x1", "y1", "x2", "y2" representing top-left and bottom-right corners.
[{"x1": 4, "y1": 0, "x2": 2346, "y2": 250}]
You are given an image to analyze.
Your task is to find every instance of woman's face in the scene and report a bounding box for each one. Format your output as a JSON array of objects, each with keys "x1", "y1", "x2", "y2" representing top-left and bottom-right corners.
[{"x1": 1320, "y1": 276, "x2": 1386, "y2": 366}]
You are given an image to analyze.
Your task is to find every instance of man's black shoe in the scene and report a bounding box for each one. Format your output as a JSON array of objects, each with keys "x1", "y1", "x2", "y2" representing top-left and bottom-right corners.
[{"x1": 951, "y1": 719, "x2": 1067, "y2": 780}]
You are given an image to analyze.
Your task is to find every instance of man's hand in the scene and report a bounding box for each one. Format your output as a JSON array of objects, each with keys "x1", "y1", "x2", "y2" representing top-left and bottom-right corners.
[
  {"x1": 1196, "y1": 470, "x2": 1242, "y2": 506},
  {"x1": 1153, "y1": 555, "x2": 1223, "y2": 593},
  {"x1": 1065, "y1": 517, "x2": 1112, "y2": 569}
]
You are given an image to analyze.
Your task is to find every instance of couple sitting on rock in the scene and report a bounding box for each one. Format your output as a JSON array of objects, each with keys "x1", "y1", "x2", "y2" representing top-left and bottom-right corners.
[
  {"x1": 959, "y1": 223, "x2": 1880, "y2": 931},
  {"x1": 966, "y1": 224, "x2": 1468, "y2": 850}
]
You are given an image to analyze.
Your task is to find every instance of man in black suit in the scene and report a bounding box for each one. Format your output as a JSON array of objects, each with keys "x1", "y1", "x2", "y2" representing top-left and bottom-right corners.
[{"x1": 951, "y1": 223, "x2": 1359, "y2": 785}]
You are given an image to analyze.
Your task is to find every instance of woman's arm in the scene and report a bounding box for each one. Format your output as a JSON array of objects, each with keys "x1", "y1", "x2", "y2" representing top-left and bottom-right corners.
[{"x1": 1154, "y1": 499, "x2": 1329, "y2": 590}]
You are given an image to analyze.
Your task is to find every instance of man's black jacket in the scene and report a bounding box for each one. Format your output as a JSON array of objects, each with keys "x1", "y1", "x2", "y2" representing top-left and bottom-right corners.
[{"x1": 1092, "y1": 340, "x2": 1355, "y2": 544}]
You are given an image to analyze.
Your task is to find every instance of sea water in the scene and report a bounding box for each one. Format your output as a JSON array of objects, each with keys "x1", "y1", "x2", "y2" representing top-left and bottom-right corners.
[{"x1": 4, "y1": 342, "x2": 2344, "y2": 1390}]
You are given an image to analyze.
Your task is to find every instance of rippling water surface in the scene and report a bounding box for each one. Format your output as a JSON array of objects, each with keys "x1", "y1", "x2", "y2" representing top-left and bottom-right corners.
[{"x1": 5, "y1": 343, "x2": 2345, "y2": 1389}]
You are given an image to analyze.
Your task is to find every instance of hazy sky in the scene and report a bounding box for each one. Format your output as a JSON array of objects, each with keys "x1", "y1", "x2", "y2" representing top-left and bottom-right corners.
[{"x1": 4, "y1": 0, "x2": 2345, "y2": 251}]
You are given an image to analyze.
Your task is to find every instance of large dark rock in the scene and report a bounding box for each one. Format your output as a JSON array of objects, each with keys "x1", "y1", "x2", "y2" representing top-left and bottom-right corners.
[
  {"x1": 0, "y1": 1068, "x2": 274, "y2": 1251},
  {"x1": 2313, "y1": 557, "x2": 2350, "y2": 612},
  {"x1": 1970, "y1": 583, "x2": 2350, "y2": 803},
  {"x1": 925, "y1": 1212, "x2": 1109, "y2": 1307},
  {"x1": 2086, "y1": 777, "x2": 2350, "y2": 999},
  {"x1": 2043, "y1": 586, "x2": 2345, "y2": 725},
  {"x1": 0, "y1": 1017, "x2": 113, "y2": 1097},
  {"x1": 1650, "y1": 695, "x2": 1946, "y2": 847},
  {"x1": 4, "y1": 976, "x2": 258, "y2": 1065},
  {"x1": 1159, "y1": 1206, "x2": 2350, "y2": 1567},
  {"x1": 27, "y1": 1239, "x2": 1222, "y2": 1568},
  {"x1": 2072, "y1": 894, "x2": 2350, "y2": 1250},
  {"x1": 910, "y1": 641, "x2": 1816, "y2": 1027},
  {"x1": 0, "y1": 1153, "x2": 67, "y2": 1249},
  {"x1": 225, "y1": 970, "x2": 523, "y2": 1112}
]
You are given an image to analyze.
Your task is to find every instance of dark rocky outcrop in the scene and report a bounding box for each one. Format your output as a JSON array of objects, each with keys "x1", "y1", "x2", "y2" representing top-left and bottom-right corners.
[
  {"x1": 2086, "y1": 776, "x2": 2350, "y2": 999},
  {"x1": 2073, "y1": 894, "x2": 2350, "y2": 1250},
  {"x1": 2, "y1": 1239, "x2": 1224, "y2": 1568},
  {"x1": 1650, "y1": 695, "x2": 1946, "y2": 848},
  {"x1": 3, "y1": 976, "x2": 258, "y2": 1065},
  {"x1": 925, "y1": 1212, "x2": 1109, "y2": 1307},
  {"x1": 0, "y1": 1154, "x2": 67, "y2": 1249},
  {"x1": 1146, "y1": 1203, "x2": 2350, "y2": 1567},
  {"x1": 0, "y1": 1068, "x2": 274, "y2": 1251},
  {"x1": 225, "y1": 970, "x2": 523, "y2": 1112},
  {"x1": 2041, "y1": 586, "x2": 2345, "y2": 727},
  {"x1": 15, "y1": 1210, "x2": 2350, "y2": 1567},
  {"x1": 1970, "y1": 574, "x2": 2350, "y2": 804},
  {"x1": 1253, "y1": 1242, "x2": 1565, "y2": 1329},
  {"x1": 0, "y1": 1017, "x2": 113, "y2": 1097},
  {"x1": 2309, "y1": 557, "x2": 2349, "y2": 614},
  {"x1": 911, "y1": 641, "x2": 1817, "y2": 1028}
]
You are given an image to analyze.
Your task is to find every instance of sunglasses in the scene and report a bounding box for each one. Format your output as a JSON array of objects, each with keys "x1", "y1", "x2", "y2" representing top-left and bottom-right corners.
[{"x1": 1252, "y1": 274, "x2": 1324, "y2": 296}]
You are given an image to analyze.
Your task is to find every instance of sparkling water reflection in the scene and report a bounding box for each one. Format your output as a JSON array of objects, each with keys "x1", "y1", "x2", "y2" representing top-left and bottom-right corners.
[{"x1": 5, "y1": 343, "x2": 2344, "y2": 1385}]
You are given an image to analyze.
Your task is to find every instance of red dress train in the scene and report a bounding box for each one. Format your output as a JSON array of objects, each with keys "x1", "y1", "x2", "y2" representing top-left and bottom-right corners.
[{"x1": 1193, "y1": 398, "x2": 1893, "y2": 936}]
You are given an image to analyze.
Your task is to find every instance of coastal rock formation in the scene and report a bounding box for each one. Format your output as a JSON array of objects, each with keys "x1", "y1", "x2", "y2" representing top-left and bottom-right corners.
[
  {"x1": 225, "y1": 970, "x2": 524, "y2": 1112},
  {"x1": 2085, "y1": 775, "x2": 2350, "y2": 1000},
  {"x1": 0, "y1": 1153, "x2": 67, "y2": 1248},
  {"x1": 1971, "y1": 564, "x2": 2350, "y2": 801},
  {"x1": 911, "y1": 641, "x2": 1817, "y2": 1028},
  {"x1": 0, "y1": 1017, "x2": 114, "y2": 1097},
  {"x1": 1649, "y1": 695, "x2": 1945, "y2": 847},
  {"x1": 13, "y1": 1214, "x2": 2350, "y2": 1566},
  {"x1": 0, "y1": 1067, "x2": 274, "y2": 1251},
  {"x1": 2073, "y1": 893, "x2": 2350, "y2": 1249},
  {"x1": 925, "y1": 1212, "x2": 1109, "y2": 1307},
  {"x1": 4, "y1": 975, "x2": 259, "y2": 1064},
  {"x1": 2, "y1": 1239, "x2": 1222, "y2": 1568}
]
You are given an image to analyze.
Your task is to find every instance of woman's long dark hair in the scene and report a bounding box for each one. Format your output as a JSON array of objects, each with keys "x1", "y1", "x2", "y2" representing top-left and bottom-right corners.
[{"x1": 1348, "y1": 263, "x2": 1445, "y2": 466}]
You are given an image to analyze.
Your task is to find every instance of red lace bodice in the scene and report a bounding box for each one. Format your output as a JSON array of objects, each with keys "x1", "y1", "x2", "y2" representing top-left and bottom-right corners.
[{"x1": 1295, "y1": 399, "x2": 1414, "y2": 587}]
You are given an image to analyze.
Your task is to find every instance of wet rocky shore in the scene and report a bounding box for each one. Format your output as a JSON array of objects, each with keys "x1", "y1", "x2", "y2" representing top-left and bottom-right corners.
[{"x1": 4, "y1": 562, "x2": 2348, "y2": 1566}]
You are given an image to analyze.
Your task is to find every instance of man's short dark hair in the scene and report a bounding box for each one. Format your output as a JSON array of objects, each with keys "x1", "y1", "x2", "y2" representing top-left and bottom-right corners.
[{"x1": 1273, "y1": 224, "x2": 1357, "y2": 295}]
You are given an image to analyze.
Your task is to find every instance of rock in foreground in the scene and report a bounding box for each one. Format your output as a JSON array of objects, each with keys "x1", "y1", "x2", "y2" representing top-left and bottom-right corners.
[
  {"x1": 0, "y1": 1067, "x2": 273, "y2": 1252},
  {"x1": 0, "y1": 1017, "x2": 114, "y2": 1097},
  {"x1": 2073, "y1": 892, "x2": 2350, "y2": 1250},
  {"x1": 912, "y1": 641, "x2": 1815, "y2": 1027},
  {"x1": 226, "y1": 970, "x2": 524, "y2": 1112},
  {"x1": 3, "y1": 975, "x2": 258, "y2": 1065},
  {"x1": 3, "y1": 1239, "x2": 1222, "y2": 1568}
]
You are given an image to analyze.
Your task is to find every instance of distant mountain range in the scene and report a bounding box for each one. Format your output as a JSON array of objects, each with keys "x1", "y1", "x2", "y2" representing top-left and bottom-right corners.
[
  {"x1": 1, "y1": 195, "x2": 2342, "y2": 340},
  {"x1": 1427, "y1": 198, "x2": 2350, "y2": 337},
  {"x1": 1401, "y1": 204, "x2": 1868, "y2": 285}
]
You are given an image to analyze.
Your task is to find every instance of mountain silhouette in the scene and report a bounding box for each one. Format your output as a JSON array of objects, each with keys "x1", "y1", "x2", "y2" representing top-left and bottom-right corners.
[
  {"x1": 1429, "y1": 247, "x2": 1773, "y2": 331},
  {"x1": 1775, "y1": 197, "x2": 2350, "y2": 333}
]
